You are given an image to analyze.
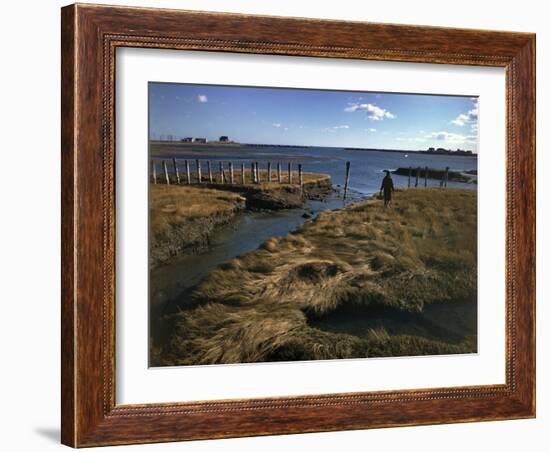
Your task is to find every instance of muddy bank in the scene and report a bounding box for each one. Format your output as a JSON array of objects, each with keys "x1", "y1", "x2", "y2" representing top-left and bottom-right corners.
[
  {"x1": 206, "y1": 175, "x2": 333, "y2": 209},
  {"x1": 150, "y1": 185, "x2": 247, "y2": 269}
]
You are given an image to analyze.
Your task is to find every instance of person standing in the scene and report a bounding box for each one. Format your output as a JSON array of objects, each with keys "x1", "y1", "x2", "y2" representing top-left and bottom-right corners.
[{"x1": 380, "y1": 170, "x2": 395, "y2": 208}]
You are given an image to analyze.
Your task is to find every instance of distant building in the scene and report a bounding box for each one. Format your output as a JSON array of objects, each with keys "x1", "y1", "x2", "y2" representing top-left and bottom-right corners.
[
  {"x1": 219, "y1": 136, "x2": 229, "y2": 142},
  {"x1": 181, "y1": 137, "x2": 193, "y2": 142},
  {"x1": 194, "y1": 138, "x2": 207, "y2": 143}
]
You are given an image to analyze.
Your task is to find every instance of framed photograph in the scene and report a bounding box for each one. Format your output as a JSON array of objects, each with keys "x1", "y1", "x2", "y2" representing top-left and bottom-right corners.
[{"x1": 61, "y1": 3, "x2": 535, "y2": 447}]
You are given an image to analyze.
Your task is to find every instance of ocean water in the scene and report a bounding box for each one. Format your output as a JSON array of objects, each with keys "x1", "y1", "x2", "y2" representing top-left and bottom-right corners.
[{"x1": 154, "y1": 145, "x2": 478, "y2": 195}]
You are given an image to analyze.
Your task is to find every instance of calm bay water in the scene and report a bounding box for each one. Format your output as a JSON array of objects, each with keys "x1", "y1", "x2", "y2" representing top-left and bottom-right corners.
[{"x1": 154, "y1": 145, "x2": 478, "y2": 195}]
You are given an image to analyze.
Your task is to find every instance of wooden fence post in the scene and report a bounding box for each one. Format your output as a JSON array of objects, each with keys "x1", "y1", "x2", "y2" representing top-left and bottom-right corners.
[
  {"x1": 256, "y1": 162, "x2": 261, "y2": 183},
  {"x1": 424, "y1": 166, "x2": 428, "y2": 187},
  {"x1": 241, "y1": 162, "x2": 245, "y2": 184},
  {"x1": 207, "y1": 161, "x2": 213, "y2": 183},
  {"x1": 162, "y1": 160, "x2": 170, "y2": 185},
  {"x1": 343, "y1": 161, "x2": 351, "y2": 200},
  {"x1": 267, "y1": 162, "x2": 272, "y2": 182},
  {"x1": 219, "y1": 162, "x2": 225, "y2": 184},
  {"x1": 172, "y1": 158, "x2": 180, "y2": 184},
  {"x1": 151, "y1": 159, "x2": 157, "y2": 184},
  {"x1": 185, "y1": 160, "x2": 190, "y2": 185},
  {"x1": 415, "y1": 166, "x2": 420, "y2": 187},
  {"x1": 288, "y1": 162, "x2": 292, "y2": 184},
  {"x1": 298, "y1": 163, "x2": 303, "y2": 189},
  {"x1": 196, "y1": 160, "x2": 202, "y2": 184},
  {"x1": 251, "y1": 162, "x2": 256, "y2": 184},
  {"x1": 277, "y1": 162, "x2": 282, "y2": 183},
  {"x1": 229, "y1": 162, "x2": 234, "y2": 184},
  {"x1": 445, "y1": 166, "x2": 449, "y2": 188},
  {"x1": 408, "y1": 166, "x2": 411, "y2": 188}
]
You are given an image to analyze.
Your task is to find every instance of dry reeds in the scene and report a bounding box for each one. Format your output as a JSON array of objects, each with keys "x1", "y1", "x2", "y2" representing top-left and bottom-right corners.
[{"x1": 156, "y1": 188, "x2": 478, "y2": 366}]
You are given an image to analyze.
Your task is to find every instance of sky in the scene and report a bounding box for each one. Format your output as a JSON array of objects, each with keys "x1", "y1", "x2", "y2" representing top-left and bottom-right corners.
[{"x1": 149, "y1": 82, "x2": 479, "y2": 152}]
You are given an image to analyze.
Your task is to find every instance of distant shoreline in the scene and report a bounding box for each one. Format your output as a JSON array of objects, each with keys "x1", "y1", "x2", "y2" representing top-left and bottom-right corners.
[{"x1": 150, "y1": 140, "x2": 477, "y2": 158}]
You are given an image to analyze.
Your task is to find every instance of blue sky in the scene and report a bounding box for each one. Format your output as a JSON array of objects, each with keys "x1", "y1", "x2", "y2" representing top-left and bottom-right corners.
[{"x1": 149, "y1": 83, "x2": 479, "y2": 152}]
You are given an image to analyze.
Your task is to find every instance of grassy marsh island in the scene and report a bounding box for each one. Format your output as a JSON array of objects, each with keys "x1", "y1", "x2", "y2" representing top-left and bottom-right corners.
[
  {"x1": 150, "y1": 171, "x2": 332, "y2": 268},
  {"x1": 150, "y1": 185, "x2": 247, "y2": 268},
  {"x1": 153, "y1": 188, "x2": 477, "y2": 366}
]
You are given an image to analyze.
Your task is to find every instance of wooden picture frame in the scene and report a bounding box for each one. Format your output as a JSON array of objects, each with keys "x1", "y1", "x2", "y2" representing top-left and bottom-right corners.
[{"x1": 61, "y1": 3, "x2": 535, "y2": 447}]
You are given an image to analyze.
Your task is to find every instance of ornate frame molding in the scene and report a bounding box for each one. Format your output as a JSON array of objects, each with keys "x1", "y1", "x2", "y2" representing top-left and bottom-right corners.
[{"x1": 62, "y1": 4, "x2": 535, "y2": 447}]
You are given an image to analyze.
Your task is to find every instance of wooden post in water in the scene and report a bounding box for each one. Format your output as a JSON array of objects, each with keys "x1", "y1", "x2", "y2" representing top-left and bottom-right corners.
[
  {"x1": 343, "y1": 161, "x2": 351, "y2": 200},
  {"x1": 288, "y1": 162, "x2": 292, "y2": 184},
  {"x1": 277, "y1": 162, "x2": 282, "y2": 183},
  {"x1": 256, "y1": 162, "x2": 261, "y2": 183},
  {"x1": 219, "y1": 162, "x2": 225, "y2": 184},
  {"x1": 207, "y1": 161, "x2": 213, "y2": 184},
  {"x1": 151, "y1": 160, "x2": 157, "y2": 184},
  {"x1": 415, "y1": 166, "x2": 420, "y2": 187},
  {"x1": 267, "y1": 162, "x2": 272, "y2": 182},
  {"x1": 185, "y1": 160, "x2": 191, "y2": 184},
  {"x1": 241, "y1": 163, "x2": 246, "y2": 184},
  {"x1": 172, "y1": 158, "x2": 180, "y2": 185},
  {"x1": 229, "y1": 162, "x2": 234, "y2": 184},
  {"x1": 196, "y1": 160, "x2": 202, "y2": 184},
  {"x1": 162, "y1": 160, "x2": 170, "y2": 185},
  {"x1": 444, "y1": 166, "x2": 449, "y2": 188},
  {"x1": 298, "y1": 163, "x2": 304, "y2": 189},
  {"x1": 424, "y1": 166, "x2": 428, "y2": 187},
  {"x1": 408, "y1": 166, "x2": 412, "y2": 188}
]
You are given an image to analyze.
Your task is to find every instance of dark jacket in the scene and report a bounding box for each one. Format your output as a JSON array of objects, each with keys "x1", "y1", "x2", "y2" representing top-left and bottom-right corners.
[{"x1": 380, "y1": 175, "x2": 394, "y2": 197}]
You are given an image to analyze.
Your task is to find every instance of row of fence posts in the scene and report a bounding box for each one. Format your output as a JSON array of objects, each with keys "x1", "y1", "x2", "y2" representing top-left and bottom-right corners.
[
  {"x1": 152, "y1": 159, "x2": 450, "y2": 199},
  {"x1": 151, "y1": 159, "x2": 304, "y2": 187},
  {"x1": 406, "y1": 166, "x2": 449, "y2": 188}
]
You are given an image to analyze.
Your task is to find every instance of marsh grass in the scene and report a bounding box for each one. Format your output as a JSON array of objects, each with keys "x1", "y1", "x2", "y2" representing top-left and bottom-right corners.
[
  {"x1": 155, "y1": 188, "x2": 477, "y2": 366},
  {"x1": 150, "y1": 185, "x2": 246, "y2": 267}
]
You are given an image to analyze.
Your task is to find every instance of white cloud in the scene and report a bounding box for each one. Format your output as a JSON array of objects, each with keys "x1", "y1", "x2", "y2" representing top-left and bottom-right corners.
[
  {"x1": 197, "y1": 94, "x2": 208, "y2": 103},
  {"x1": 321, "y1": 125, "x2": 350, "y2": 132},
  {"x1": 367, "y1": 128, "x2": 377, "y2": 132},
  {"x1": 468, "y1": 98, "x2": 479, "y2": 119},
  {"x1": 344, "y1": 103, "x2": 396, "y2": 121},
  {"x1": 450, "y1": 98, "x2": 478, "y2": 128},
  {"x1": 451, "y1": 113, "x2": 470, "y2": 126},
  {"x1": 272, "y1": 123, "x2": 282, "y2": 128}
]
